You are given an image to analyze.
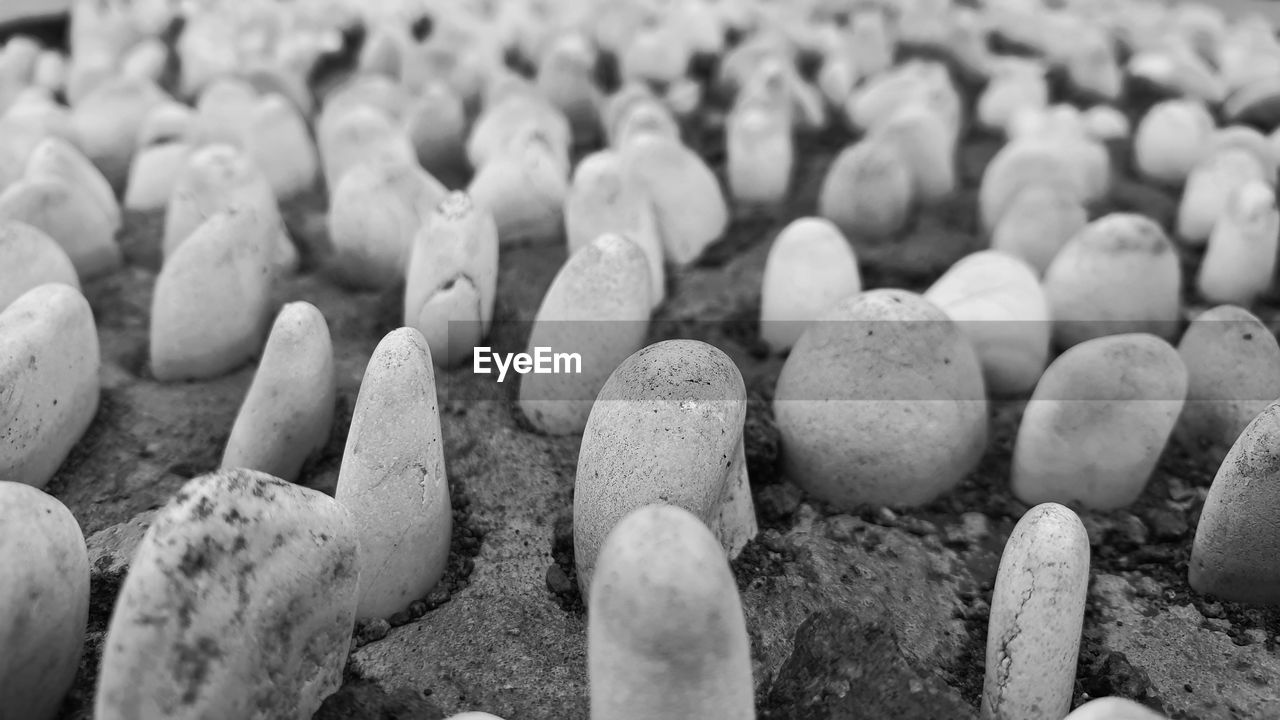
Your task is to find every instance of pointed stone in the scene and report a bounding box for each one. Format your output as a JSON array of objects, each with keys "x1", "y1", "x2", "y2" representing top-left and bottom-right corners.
[
  {"x1": 0, "y1": 283, "x2": 99, "y2": 489},
  {"x1": 221, "y1": 302, "x2": 335, "y2": 483},
  {"x1": 1177, "y1": 148, "x2": 1269, "y2": 246},
  {"x1": 316, "y1": 104, "x2": 417, "y2": 195},
  {"x1": 0, "y1": 221, "x2": 78, "y2": 310},
  {"x1": 336, "y1": 328, "x2": 451, "y2": 621},
  {"x1": 70, "y1": 75, "x2": 167, "y2": 190},
  {"x1": 1133, "y1": 99, "x2": 1216, "y2": 187},
  {"x1": 404, "y1": 81, "x2": 468, "y2": 181},
  {"x1": 25, "y1": 135, "x2": 121, "y2": 234},
  {"x1": 519, "y1": 233, "x2": 652, "y2": 435},
  {"x1": 818, "y1": 137, "x2": 913, "y2": 240},
  {"x1": 773, "y1": 289, "x2": 988, "y2": 509},
  {"x1": 575, "y1": 340, "x2": 756, "y2": 596},
  {"x1": 149, "y1": 208, "x2": 275, "y2": 382},
  {"x1": 136, "y1": 100, "x2": 197, "y2": 148},
  {"x1": 589, "y1": 504, "x2": 754, "y2": 720},
  {"x1": 404, "y1": 191, "x2": 499, "y2": 369},
  {"x1": 0, "y1": 177, "x2": 121, "y2": 280},
  {"x1": 1065, "y1": 25, "x2": 1122, "y2": 100},
  {"x1": 619, "y1": 131, "x2": 727, "y2": 266},
  {"x1": 124, "y1": 143, "x2": 194, "y2": 212},
  {"x1": 95, "y1": 469, "x2": 359, "y2": 720},
  {"x1": 242, "y1": 93, "x2": 319, "y2": 200},
  {"x1": 1198, "y1": 180, "x2": 1279, "y2": 307},
  {"x1": 872, "y1": 102, "x2": 957, "y2": 204},
  {"x1": 760, "y1": 217, "x2": 861, "y2": 354},
  {"x1": 1012, "y1": 333, "x2": 1186, "y2": 510},
  {"x1": 466, "y1": 93, "x2": 571, "y2": 172},
  {"x1": 467, "y1": 136, "x2": 567, "y2": 245},
  {"x1": 0, "y1": 481, "x2": 89, "y2": 720}
]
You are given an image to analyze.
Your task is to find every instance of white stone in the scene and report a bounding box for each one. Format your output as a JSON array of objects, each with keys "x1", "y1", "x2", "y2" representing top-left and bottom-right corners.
[
  {"x1": 1198, "y1": 180, "x2": 1279, "y2": 307},
  {"x1": 760, "y1": 217, "x2": 861, "y2": 354},
  {"x1": 620, "y1": 132, "x2": 727, "y2": 266},
  {"x1": 0, "y1": 177, "x2": 121, "y2": 280},
  {"x1": 0, "y1": 221, "x2": 79, "y2": 310}
]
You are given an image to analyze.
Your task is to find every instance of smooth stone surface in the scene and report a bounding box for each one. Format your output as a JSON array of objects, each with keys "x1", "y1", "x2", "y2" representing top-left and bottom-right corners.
[
  {"x1": 24, "y1": 135, "x2": 121, "y2": 234},
  {"x1": 759, "y1": 217, "x2": 861, "y2": 354},
  {"x1": 317, "y1": 104, "x2": 417, "y2": 194},
  {"x1": 149, "y1": 208, "x2": 275, "y2": 382},
  {"x1": 70, "y1": 75, "x2": 166, "y2": 190},
  {"x1": 976, "y1": 60, "x2": 1048, "y2": 133},
  {"x1": 335, "y1": 328, "x2": 451, "y2": 621},
  {"x1": 244, "y1": 94, "x2": 319, "y2": 200},
  {"x1": 0, "y1": 177, "x2": 121, "y2": 279},
  {"x1": 0, "y1": 283, "x2": 99, "y2": 488},
  {"x1": 818, "y1": 137, "x2": 913, "y2": 239},
  {"x1": 1043, "y1": 213, "x2": 1181, "y2": 349},
  {"x1": 0, "y1": 220, "x2": 78, "y2": 310},
  {"x1": 95, "y1": 469, "x2": 359, "y2": 720},
  {"x1": 620, "y1": 131, "x2": 728, "y2": 266},
  {"x1": 981, "y1": 503, "x2": 1089, "y2": 720},
  {"x1": 989, "y1": 182, "x2": 1087, "y2": 275},
  {"x1": 124, "y1": 142, "x2": 193, "y2": 212},
  {"x1": 0, "y1": 481, "x2": 89, "y2": 720},
  {"x1": 466, "y1": 93, "x2": 570, "y2": 172},
  {"x1": 221, "y1": 302, "x2": 335, "y2": 483},
  {"x1": 1012, "y1": 333, "x2": 1187, "y2": 511},
  {"x1": 1177, "y1": 148, "x2": 1268, "y2": 246},
  {"x1": 1190, "y1": 399, "x2": 1280, "y2": 606},
  {"x1": 589, "y1": 504, "x2": 753, "y2": 720},
  {"x1": 1063, "y1": 697, "x2": 1169, "y2": 720},
  {"x1": 519, "y1": 233, "x2": 652, "y2": 435},
  {"x1": 1175, "y1": 305, "x2": 1280, "y2": 465},
  {"x1": 774, "y1": 289, "x2": 988, "y2": 509},
  {"x1": 467, "y1": 138, "x2": 567, "y2": 245},
  {"x1": 872, "y1": 103, "x2": 956, "y2": 204},
  {"x1": 575, "y1": 340, "x2": 756, "y2": 597},
  {"x1": 726, "y1": 103, "x2": 793, "y2": 206},
  {"x1": 404, "y1": 81, "x2": 468, "y2": 179},
  {"x1": 1197, "y1": 180, "x2": 1279, "y2": 307},
  {"x1": 979, "y1": 139, "x2": 1082, "y2": 235}
]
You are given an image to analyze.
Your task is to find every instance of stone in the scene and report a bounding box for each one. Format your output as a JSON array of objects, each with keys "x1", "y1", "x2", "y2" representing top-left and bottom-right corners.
[
  {"x1": 32, "y1": 50, "x2": 64, "y2": 94},
  {"x1": 1175, "y1": 305, "x2": 1280, "y2": 464},
  {"x1": 976, "y1": 58, "x2": 1049, "y2": 133},
  {"x1": 335, "y1": 328, "x2": 451, "y2": 621},
  {"x1": 1065, "y1": 25, "x2": 1121, "y2": 100},
  {"x1": 404, "y1": 81, "x2": 468, "y2": 180},
  {"x1": 535, "y1": 33, "x2": 603, "y2": 145},
  {"x1": 24, "y1": 135, "x2": 121, "y2": 235},
  {"x1": 773, "y1": 289, "x2": 988, "y2": 509},
  {"x1": 70, "y1": 74, "x2": 166, "y2": 190},
  {"x1": 872, "y1": 102, "x2": 957, "y2": 204},
  {"x1": 563, "y1": 150, "x2": 664, "y2": 309},
  {"x1": 979, "y1": 139, "x2": 1083, "y2": 235},
  {"x1": 124, "y1": 142, "x2": 194, "y2": 212},
  {"x1": 149, "y1": 208, "x2": 275, "y2": 382},
  {"x1": 95, "y1": 469, "x2": 359, "y2": 720},
  {"x1": 588, "y1": 504, "x2": 753, "y2": 720},
  {"x1": 925, "y1": 250, "x2": 1050, "y2": 397},
  {"x1": 403, "y1": 191, "x2": 499, "y2": 369},
  {"x1": 990, "y1": 182, "x2": 1088, "y2": 274},
  {"x1": 818, "y1": 137, "x2": 913, "y2": 239},
  {"x1": 120, "y1": 37, "x2": 168, "y2": 84},
  {"x1": 518, "y1": 233, "x2": 652, "y2": 435},
  {"x1": 1043, "y1": 213, "x2": 1181, "y2": 349},
  {"x1": 619, "y1": 21, "x2": 693, "y2": 86},
  {"x1": 244, "y1": 93, "x2": 320, "y2": 200},
  {"x1": 1132, "y1": 99, "x2": 1215, "y2": 187},
  {"x1": 845, "y1": 60, "x2": 960, "y2": 140},
  {"x1": 575, "y1": 340, "x2": 756, "y2": 596},
  {"x1": 0, "y1": 481, "x2": 89, "y2": 720},
  {"x1": 316, "y1": 104, "x2": 417, "y2": 195},
  {"x1": 319, "y1": 73, "x2": 409, "y2": 129},
  {"x1": 1177, "y1": 148, "x2": 1269, "y2": 246},
  {"x1": 328, "y1": 160, "x2": 447, "y2": 290},
  {"x1": 221, "y1": 302, "x2": 335, "y2": 483},
  {"x1": 619, "y1": 130, "x2": 727, "y2": 266},
  {"x1": 1012, "y1": 333, "x2": 1187, "y2": 510},
  {"x1": 759, "y1": 217, "x2": 861, "y2": 354},
  {"x1": 466, "y1": 93, "x2": 571, "y2": 173},
  {"x1": 0, "y1": 177, "x2": 121, "y2": 280},
  {"x1": 1197, "y1": 180, "x2": 1279, "y2": 307},
  {"x1": 726, "y1": 102, "x2": 793, "y2": 206},
  {"x1": 1207, "y1": 125, "x2": 1277, "y2": 182},
  {"x1": 602, "y1": 84, "x2": 673, "y2": 148},
  {"x1": 467, "y1": 135, "x2": 567, "y2": 245},
  {"x1": 1063, "y1": 697, "x2": 1169, "y2": 720},
  {"x1": 982, "y1": 503, "x2": 1089, "y2": 720},
  {"x1": 0, "y1": 220, "x2": 78, "y2": 310}
]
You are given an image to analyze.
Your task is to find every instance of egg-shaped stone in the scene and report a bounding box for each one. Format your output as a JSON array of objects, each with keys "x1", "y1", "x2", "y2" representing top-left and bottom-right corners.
[
  {"x1": 467, "y1": 135, "x2": 567, "y2": 245},
  {"x1": 760, "y1": 217, "x2": 861, "y2": 354},
  {"x1": 0, "y1": 177, "x2": 121, "y2": 280},
  {"x1": 316, "y1": 104, "x2": 417, "y2": 195},
  {"x1": 1178, "y1": 148, "x2": 1269, "y2": 247},
  {"x1": 818, "y1": 137, "x2": 914, "y2": 240},
  {"x1": 979, "y1": 139, "x2": 1083, "y2": 235},
  {"x1": 1133, "y1": 99, "x2": 1216, "y2": 187},
  {"x1": 0, "y1": 221, "x2": 79, "y2": 310},
  {"x1": 244, "y1": 93, "x2": 319, "y2": 200},
  {"x1": 1198, "y1": 180, "x2": 1279, "y2": 307},
  {"x1": 726, "y1": 102, "x2": 793, "y2": 206},
  {"x1": 619, "y1": 131, "x2": 728, "y2": 266},
  {"x1": 404, "y1": 81, "x2": 468, "y2": 181},
  {"x1": 990, "y1": 182, "x2": 1088, "y2": 275},
  {"x1": 70, "y1": 74, "x2": 166, "y2": 190}
]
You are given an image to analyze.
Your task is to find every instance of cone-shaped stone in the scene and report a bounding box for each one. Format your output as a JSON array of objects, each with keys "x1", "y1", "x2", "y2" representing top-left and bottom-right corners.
[
  {"x1": 981, "y1": 503, "x2": 1089, "y2": 720},
  {"x1": 149, "y1": 208, "x2": 275, "y2": 382},
  {"x1": 467, "y1": 137, "x2": 567, "y2": 245},
  {"x1": 980, "y1": 140, "x2": 1083, "y2": 235},
  {"x1": 317, "y1": 104, "x2": 416, "y2": 194},
  {"x1": 0, "y1": 177, "x2": 121, "y2": 280},
  {"x1": 1044, "y1": 213, "x2": 1181, "y2": 349},
  {"x1": 25, "y1": 135, "x2": 121, "y2": 234},
  {"x1": 872, "y1": 102, "x2": 956, "y2": 204},
  {"x1": 1190, "y1": 399, "x2": 1280, "y2": 605},
  {"x1": 1177, "y1": 148, "x2": 1269, "y2": 246},
  {"x1": 589, "y1": 504, "x2": 754, "y2": 720},
  {"x1": 70, "y1": 75, "x2": 166, "y2": 190},
  {"x1": 95, "y1": 469, "x2": 359, "y2": 720},
  {"x1": 977, "y1": 59, "x2": 1049, "y2": 133},
  {"x1": 773, "y1": 289, "x2": 988, "y2": 508},
  {"x1": 244, "y1": 94, "x2": 319, "y2": 200},
  {"x1": 620, "y1": 131, "x2": 727, "y2": 266},
  {"x1": 726, "y1": 102, "x2": 792, "y2": 206},
  {"x1": 329, "y1": 160, "x2": 447, "y2": 290},
  {"x1": 818, "y1": 137, "x2": 913, "y2": 239},
  {"x1": 1197, "y1": 180, "x2": 1279, "y2": 307},
  {"x1": 336, "y1": 328, "x2": 451, "y2": 620},
  {"x1": 124, "y1": 142, "x2": 194, "y2": 212},
  {"x1": 0, "y1": 221, "x2": 78, "y2": 310},
  {"x1": 760, "y1": 217, "x2": 861, "y2": 354},
  {"x1": 404, "y1": 192, "x2": 499, "y2": 369},
  {"x1": 404, "y1": 81, "x2": 468, "y2": 180},
  {"x1": 990, "y1": 183, "x2": 1088, "y2": 274},
  {"x1": 0, "y1": 481, "x2": 89, "y2": 720},
  {"x1": 575, "y1": 340, "x2": 756, "y2": 596},
  {"x1": 519, "y1": 234, "x2": 652, "y2": 435},
  {"x1": 221, "y1": 302, "x2": 335, "y2": 483},
  {"x1": 1012, "y1": 333, "x2": 1187, "y2": 510}
]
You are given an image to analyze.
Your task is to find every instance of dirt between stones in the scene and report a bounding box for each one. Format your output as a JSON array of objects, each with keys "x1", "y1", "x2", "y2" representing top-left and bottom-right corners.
[{"x1": 42, "y1": 36, "x2": 1280, "y2": 720}]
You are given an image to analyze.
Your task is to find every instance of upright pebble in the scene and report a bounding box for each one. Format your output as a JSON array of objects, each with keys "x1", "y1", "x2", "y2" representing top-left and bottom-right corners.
[
  {"x1": 25, "y1": 135, "x2": 121, "y2": 235},
  {"x1": 193, "y1": 76, "x2": 259, "y2": 147},
  {"x1": 519, "y1": 233, "x2": 652, "y2": 435},
  {"x1": 872, "y1": 102, "x2": 957, "y2": 204},
  {"x1": 404, "y1": 81, "x2": 468, "y2": 180},
  {"x1": 1133, "y1": 98, "x2": 1216, "y2": 186},
  {"x1": 990, "y1": 182, "x2": 1088, "y2": 274},
  {"x1": 0, "y1": 176, "x2": 121, "y2": 279},
  {"x1": 1177, "y1": 148, "x2": 1269, "y2": 246},
  {"x1": 0, "y1": 482, "x2": 89, "y2": 720},
  {"x1": 335, "y1": 328, "x2": 451, "y2": 620},
  {"x1": 0, "y1": 221, "x2": 78, "y2": 310},
  {"x1": 773, "y1": 289, "x2": 988, "y2": 508},
  {"x1": 981, "y1": 503, "x2": 1089, "y2": 720},
  {"x1": 124, "y1": 141, "x2": 194, "y2": 212},
  {"x1": 535, "y1": 33, "x2": 604, "y2": 145},
  {"x1": 574, "y1": 340, "x2": 756, "y2": 596},
  {"x1": 221, "y1": 302, "x2": 335, "y2": 483},
  {"x1": 1012, "y1": 333, "x2": 1187, "y2": 510},
  {"x1": 620, "y1": 130, "x2": 728, "y2": 266},
  {"x1": 818, "y1": 136, "x2": 913, "y2": 239},
  {"x1": 1064, "y1": 698, "x2": 1170, "y2": 720},
  {"x1": 726, "y1": 99, "x2": 793, "y2": 206},
  {"x1": 979, "y1": 139, "x2": 1083, "y2": 235},
  {"x1": 316, "y1": 104, "x2": 417, "y2": 195},
  {"x1": 466, "y1": 93, "x2": 571, "y2": 173},
  {"x1": 467, "y1": 134, "x2": 567, "y2": 245},
  {"x1": 759, "y1": 217, "x2": 861, "y2": 354},
  {"x1": 976, "y1": 59, "x2": 1049, "y2": 133},
  {"x1": 244, "y1": 93, "x2": 319, "y2": 200},
  {"x1": 95, "y1": 469, "x2": 359, "y2": 720},
  {"x1": 1197, "y1": 179, "x2": 1279, "y2": 307},
  {"x1": 70, "y1": 75, "x2": 166, "y2": 190}
]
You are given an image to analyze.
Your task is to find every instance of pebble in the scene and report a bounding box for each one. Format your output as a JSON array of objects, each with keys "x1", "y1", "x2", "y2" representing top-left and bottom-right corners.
[
  {"x1": 0, "y1": 283, "x2": 99, "y2": 488},
  {"x1": 335, "y1": 328, "x2": 452, "y2": 620},
  {"x1": 1012, "y1": 333, "x2": 1187, "y2": 511},
  {"x1": 619, "y1": 129, "x2": 728, "y2": 266},
  {"x1": 404, "y1": 191, "x2": 499, "y2": 369},
  {"x1": 1063, "y1": 697, "x2": 1170, "y2": 719},
  {"x1": 990, "y1": 182, "x2": 1088, "y2": 275},
  {"x1": 193, "y1": 77, "x2": 258, "y2": 147},
  {"x1": 0, "y1": 481, "x2": 89, "y2": 720},
  {"x1": 221, "y1": 302, "x2": 335, "y2": 483},
  {"x1": 1190, "y1": 398, "x2": 1280, "y2": 605},
  {"x1": 124, "y1": 142, "x2": 194, "y2": 212},
  {"x1": 872, "y1": 102, "x2": 957, "y2": 204},
  {"x1": 149, "y1": 207, "x2": 275, "y2": 382},
  {"x1": 316, "y1": 104, "x2": 417, "y2": 195},
  {"x1": 603, "y1": 84, "x2": 674, "y2": 148},
  {"x1": 536, "y1": 33, "x2": 603, "y2": 145},
  {"x1": 328, "y1": 160, "x2": 447, "y2": 290},
  {"x1": 1208, "y1": 125, "x2": 1278, "y2": 182},
  {"x1": 1177, "y1": 148, "x2": 1269, "y2": 246},
  {"x1": 1133, "y1": 99, "x2": 1215, "y2": 187},
  {"x1": 981, "y1": 503, "x2": 1090, "y2": 720},
  {"x1": 70, "y1": 74, "x2": 167, "y2": 190},
  {"x1": 519, "y1": 233, "x2": 652, "y2": 435},
  {"x1": 321, "y1": 74, "x2": 409, "y2": 128},
  {"x1": 0, "y1": 176, "x2": 121, "y2": 280},
  {"x1": 95, "y1": 469, "x2": 359, "y2": 720},
  {"x1": 244, "y1": 93, "x2": 319, "y2": 200},
  {"x1": 24, "y1": 135, "x2": 121, "y2": 235},
  {"x1": 0, "y1": 220, "x2": 79, "y2": 310},
  {"x1": 759, "y1": 217, "x2": 861, "y2": 354},
  {"x1": 1043, "y1": 213, "x2": 1182, "y2": 349},
  {"x1": 588, "y1": 504, "x2": 753, "y2": 720},
  {"x1": 773, "y1": 289, "x2": 988, "y2": 509},
  {"x1": 976, "y1": 58, "x2": 1049, "y2": 133},
  {"x1": 1175, "y1": 304, "x2": 1280, "y2": 463},
  {"x1": 979, "y1": 139, "x2": 1083, "y2": 235},
  {"x1": 404, "y1": 81, "x2": 468, "y2": 179},
  {"x1": 924, "y1": 250, "x2": 1050, "y2": 396},
  {"x1": 467, "y1": 133, "x2": 567, "y2": 245},
  {"x1": 574, "y1": 340, "x2": 756, "y2": 597},
  {"x1": 846, "y1": 60, "x2": 960, "y2": 139},
  {"x1": 1197, "y1": 180, "x2": 1279, "y2": 307},
  {"x1": 818, "y1": 136, "x2": 913, "y2": 239},
  {"x1": 726, "y1": 96, "x2": 793, "y2": 206},
  {"x1": 466, "y1": 93, "x2": 571, "y2": 173},
  {"x1": 1065, "y1": 26, "x2": 1121, "y2": 100}
]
